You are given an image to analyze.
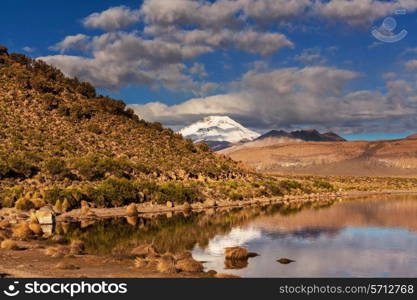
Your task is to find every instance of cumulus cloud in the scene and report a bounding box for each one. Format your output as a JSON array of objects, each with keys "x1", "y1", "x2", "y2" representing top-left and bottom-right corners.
[
  {"x1": 316, "y1": 0, "x2": 417, "y2": 26},
  {"x1": 83, "y1": 6, "x2": 140, "y2": 31},
  {"x1": 41, "y1": 0, "x2": 299, "y2": 91},
  {"x1": 130, "y1": 65, "x2": 417, "y2": 133},
  {"x1": 49, "y1": 34, "x2": 91, "y2": 53}
]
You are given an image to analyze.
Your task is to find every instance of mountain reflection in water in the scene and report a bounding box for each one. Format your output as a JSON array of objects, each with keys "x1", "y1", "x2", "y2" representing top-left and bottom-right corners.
[{"x1": 62, "y1": 195, "x2": 417, "y2": 277}]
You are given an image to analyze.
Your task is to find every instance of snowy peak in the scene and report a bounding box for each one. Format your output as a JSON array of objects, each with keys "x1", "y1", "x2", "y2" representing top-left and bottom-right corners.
[{"x1": 179, "y1": 116, "x2": 260, "y2": 144}]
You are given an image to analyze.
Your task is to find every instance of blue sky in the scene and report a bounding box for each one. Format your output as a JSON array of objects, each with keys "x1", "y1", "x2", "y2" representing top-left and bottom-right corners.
[{"x1": 1, "y1": 0, "x2": 417, "y2": 140}]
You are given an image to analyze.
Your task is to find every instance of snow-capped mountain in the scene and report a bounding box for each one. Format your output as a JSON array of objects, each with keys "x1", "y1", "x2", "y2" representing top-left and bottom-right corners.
[{"x1": 179, "y1": 116, "x2": 260, "y2": 150}]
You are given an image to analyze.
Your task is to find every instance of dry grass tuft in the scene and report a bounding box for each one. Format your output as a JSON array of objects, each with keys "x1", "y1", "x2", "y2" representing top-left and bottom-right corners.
[
  {"x1": 134, "y1": 257, "x2": 148, "y2": 268},
  {"x1": 11, "y1": 222, "x2": 33, "y2": 240},
  {"x1": 1, "y1": 239, "x2": 19, "y2": 250}
]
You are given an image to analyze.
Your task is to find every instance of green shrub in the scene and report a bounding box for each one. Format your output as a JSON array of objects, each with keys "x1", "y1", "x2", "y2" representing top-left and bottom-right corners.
[
  {"x1": 76, "y1": 82, "x2": 96, "y2": 98},
  {"x1": 0, "y1": 159, "x2": 10, "y2": 178},
  {"x1": 279, "y1": 180, "x2": 302, "y2": 191},
  {"x1": 15, "y1": 198, "x2": 35, "y2": 210},
  {"x1": 44, "y1": 158, "x2": 71, "y2": 178},
  {"x1": 1, "y1": 187, "x2": 24, "y2": 207},
  {"x1": 87, "y1": 178, "x2": 140, "y2": 207},
  {"x1": 7, "y1": 154, "x2": 38, "y2": 178},
  {"x1": 72, "y1": 155, "x2": 131, "y2": 181},
  {"x1": 154, "y1": 183, "x2": 201, "y2": 205},
  {"x1": 313, "y1": 180, "x2": 334, "y2": 191},
  {"x1": 42, "y1": 94, "x2": 60, "y2": 110},
  {"x1": 44, "y1": 186, "x2": 83, "y2": 209}
]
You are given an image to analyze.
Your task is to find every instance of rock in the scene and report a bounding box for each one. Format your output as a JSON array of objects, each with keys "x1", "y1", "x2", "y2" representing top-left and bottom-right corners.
[
  {"x1": 131, "y1": 244, "x2": 156, "y2": 258},
  {"x1": 12, "y1": 222, "x2": 33, "y2": 240},
  {"x1": 44, "y1": 246, "x2": 66, "y2": 257},
  {"x1": 224, "y1": 247, "x2": 249, "y2": 260},
  {"x1": 204, "y1": 199, "x2": 217, "y2": 207},
  {"x1": 224, "y1": 259, "x2": 248, "y2": 269},
  {"x1": 182, "y1": 202, "x2": 191, "y2": 211},
  {"x1": 55, "y1": 262, "x2": 80, "y2": 270},
  {"x1": 35, "y1": 206, "x2": 55, "y2": 225},
  {"x1": 126, "y1": 203, "x2": 138, "y2": 216},
  {"x1": 0, "y1": 239, "x2": 19, "y2": 250},
  {"x1": 207, "y1": 270, "x2": 217, "y2": 277},
  {"x1": 176, "y1": 258, "x2": 204, "y2": 273},
  {"x1": 277, "y1": 258, "x2": 295, "y2": 264},
  {"x1": 248, "y1": 252, "x2": 259, "y2": 258},
  {"x1": 126, "y1": 216, "x2": 138, "y2": 226},
  {"x1": 166, "y1": 201, "x2": 173, "y2": 208},
  {"x1": 29, "y1": 223, "x2": 43, "y2": 235},
  {"x1": 157, "y1": 255, "x2": 177, "y2": 273}
]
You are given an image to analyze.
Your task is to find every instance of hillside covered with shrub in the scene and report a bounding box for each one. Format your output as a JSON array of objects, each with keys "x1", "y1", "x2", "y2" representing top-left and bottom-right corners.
[{"x1": 0, "y1": 47, "x2": 334, "y2": 211}]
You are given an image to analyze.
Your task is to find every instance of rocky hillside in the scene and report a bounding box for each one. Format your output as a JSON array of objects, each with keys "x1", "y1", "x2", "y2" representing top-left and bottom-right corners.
[{"x1": 0, "y1": 47, "x2": 253, "y2": 209}]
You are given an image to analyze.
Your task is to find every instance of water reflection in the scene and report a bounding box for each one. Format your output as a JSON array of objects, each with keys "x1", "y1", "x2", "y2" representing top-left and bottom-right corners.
[{"x1": 60, "y1": 195, "x2": 417, "y2": 277}]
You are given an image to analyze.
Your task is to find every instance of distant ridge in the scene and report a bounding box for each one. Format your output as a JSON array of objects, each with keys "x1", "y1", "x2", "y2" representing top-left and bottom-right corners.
[
  {"x1": 406, "y1": 133, "x2": 417, "y2": 140},
  {"x1": 257, "y1": 129, "x2": 346, "y2": 142}
]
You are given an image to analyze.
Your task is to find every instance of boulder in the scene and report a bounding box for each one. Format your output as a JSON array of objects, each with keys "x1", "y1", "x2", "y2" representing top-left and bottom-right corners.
[
  {"x1": 157, "y1": 255, "x2": 177, "y2": 273},
  {"x1": 224, "y1": 247, "x2": 249, "y2": 260},
  {"x1": 35, "y1": 206, "x2": 55, "y2": 225},
  {"x1": 277, "y1": 258, "x2": 295, "y2": 264},
  {"x1": 175, "y1": 258, "x2": 204, "y2": 273},
  {"x1": 131, "y1": 244, "x2": 156, "y2": 258},
  {"x1": 126, "y1": 203, "x2": 137, "y2": 216}
]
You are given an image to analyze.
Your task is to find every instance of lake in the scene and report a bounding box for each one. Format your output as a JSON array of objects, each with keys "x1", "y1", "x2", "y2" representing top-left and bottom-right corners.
[{"x1": 61, "y1": 194, "x2": 417, "y2": 277}]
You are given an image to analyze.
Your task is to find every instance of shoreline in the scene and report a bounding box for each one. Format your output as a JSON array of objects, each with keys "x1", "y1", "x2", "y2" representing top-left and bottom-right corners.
[{"x1": 56, "y1": 188, "x2": 417, "y2": 222}]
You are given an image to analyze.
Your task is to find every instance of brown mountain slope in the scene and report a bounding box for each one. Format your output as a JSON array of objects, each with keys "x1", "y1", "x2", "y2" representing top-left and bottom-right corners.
[
  {"x1": 0, "y1": 47, "x2": 254, "y2": 209},
  {"x1": 220, "y1": 138, "x2": 417, "y2": 176}
]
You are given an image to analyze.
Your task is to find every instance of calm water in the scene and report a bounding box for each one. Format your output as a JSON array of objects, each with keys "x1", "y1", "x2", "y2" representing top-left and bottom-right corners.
[{"x1": 62, "y1": 195, "x2": 417, "y2": 277}]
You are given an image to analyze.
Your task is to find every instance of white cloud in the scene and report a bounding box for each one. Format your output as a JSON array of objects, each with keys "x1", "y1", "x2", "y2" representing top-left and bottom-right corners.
[
  {"x1": 49, "y1": 34, "x2": 91, "y2": 53},
  {"x1": 22, "y1": 46, "x2": 35, "y2": 53},
  {"x1": 315, "y1": 0, "x2": 417, "y2": 26},
  {"x1": 130, "y1": 65, "x2": 417, "y2": 133},
  {"x1": 83, "y1": 6, "x2": 140, "y2": 31}
]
